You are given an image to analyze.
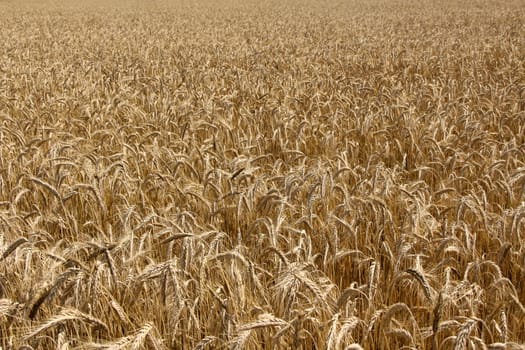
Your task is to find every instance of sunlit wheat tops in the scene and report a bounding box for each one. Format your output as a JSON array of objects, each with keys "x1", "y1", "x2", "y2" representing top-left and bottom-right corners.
[{"x1": 0, "y1": 0, "x2": 524, "y2": 348}]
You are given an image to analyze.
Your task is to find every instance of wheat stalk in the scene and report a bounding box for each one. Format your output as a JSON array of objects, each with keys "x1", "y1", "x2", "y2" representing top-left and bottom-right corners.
[{"x1": 24, "y1": 308, "x2": 108, "y2": 341}]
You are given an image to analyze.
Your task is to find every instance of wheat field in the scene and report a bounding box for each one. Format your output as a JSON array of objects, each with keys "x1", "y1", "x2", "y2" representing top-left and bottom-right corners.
[{"x1": 0, "y1": 0, "x2": 524, "y2": 349}]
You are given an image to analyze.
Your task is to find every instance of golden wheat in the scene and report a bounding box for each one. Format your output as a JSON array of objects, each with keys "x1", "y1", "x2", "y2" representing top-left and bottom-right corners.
[{"x1": 0, "y1": 0, "x2": 524, "y2": 348}]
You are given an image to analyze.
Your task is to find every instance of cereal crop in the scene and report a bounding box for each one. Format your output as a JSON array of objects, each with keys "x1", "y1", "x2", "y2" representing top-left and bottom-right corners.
[{"x1": 0, "y1": 0, "x2": 524, "y2": 348}]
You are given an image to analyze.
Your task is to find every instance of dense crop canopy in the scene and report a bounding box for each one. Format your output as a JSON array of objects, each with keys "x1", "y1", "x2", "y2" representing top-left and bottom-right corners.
[{"x1": 0, "y1": 0, "x2": 524, "y2": 348}]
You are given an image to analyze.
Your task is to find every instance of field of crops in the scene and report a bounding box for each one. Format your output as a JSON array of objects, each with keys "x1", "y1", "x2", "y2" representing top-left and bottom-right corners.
[{"x1": 1, "y1": 0, "x2": 524, "y2": 348}]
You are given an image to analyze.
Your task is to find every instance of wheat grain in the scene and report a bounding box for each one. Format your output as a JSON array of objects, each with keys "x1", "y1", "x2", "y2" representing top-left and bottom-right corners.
[{"x1": 1, "y1": 1, "x2": 523, "y2": 348}]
